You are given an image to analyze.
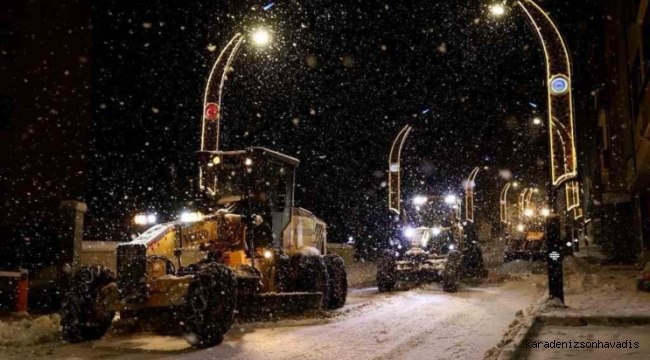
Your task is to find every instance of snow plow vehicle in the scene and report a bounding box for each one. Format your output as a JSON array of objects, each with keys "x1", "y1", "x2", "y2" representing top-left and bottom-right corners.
[
  {"x1": 60, "y1": 147, "x2": 348, "y2": 348},
  {"x1": 503, "y1": 207, "x2": 548, "y2": 262},
  {"x1": 377, "y1": 196, "x2": 485, "y2": 293},
  {"x1": 503, "y1": 227, "x2": 547, "y2": 262}
]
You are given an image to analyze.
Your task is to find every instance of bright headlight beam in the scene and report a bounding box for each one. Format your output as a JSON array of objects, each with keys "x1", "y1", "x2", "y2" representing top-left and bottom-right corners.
[{"x1": 412, "y1": 195, "x2": 428, "y2": 205}]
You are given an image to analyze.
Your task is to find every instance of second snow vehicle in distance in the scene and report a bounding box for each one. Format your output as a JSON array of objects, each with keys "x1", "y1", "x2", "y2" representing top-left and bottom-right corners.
[
  {"x1": 60, "y1": 147, "x2": 348, "y2": 348},
  {"x1": 503, "y1": 209, "x2": 547, "y2": 262},
  {"x1": 377, "y1": 195, "x2": 485, "y2": 293}
]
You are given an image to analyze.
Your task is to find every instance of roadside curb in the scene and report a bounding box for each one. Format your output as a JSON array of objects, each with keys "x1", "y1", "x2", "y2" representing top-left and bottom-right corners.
[{"x1": 496, "y1": 315, "x2": 540, "y2": 360}]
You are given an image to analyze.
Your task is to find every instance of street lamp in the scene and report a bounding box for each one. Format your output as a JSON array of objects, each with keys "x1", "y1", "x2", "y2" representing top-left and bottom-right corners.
[
  {"x1": 533, "y1": 117, "x2": 542, "y2": 125},
  {"x1": 489, "y1": 3, "x2": 506, "y2": 16},
  {"x1": 541, "y1": 208, "x2": 551, "y2": 217},
  {"x1": 444, "y1": 194, "x2": 457, "y2": 205},
  {"x1": 252, "y1": 28, "x2": 271, "y2": 46}
]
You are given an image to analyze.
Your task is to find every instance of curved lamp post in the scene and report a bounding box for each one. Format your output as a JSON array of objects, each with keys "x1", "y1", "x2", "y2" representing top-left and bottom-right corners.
[
  {"x1": 464, "y1": 167, "x2": 480, "y2": 223},
  {"x1": 388, "y1": 125, "x2": 413, "y2": 214},
  {"x1": 198, "y1": 29, "x2": 271, "y2": 191},
  {"x1": 491, "y1": 0, "x2": 581, "y2": 215},
  {"x1": 500, "y1": 182, "x2": 512, "y2": 224}
]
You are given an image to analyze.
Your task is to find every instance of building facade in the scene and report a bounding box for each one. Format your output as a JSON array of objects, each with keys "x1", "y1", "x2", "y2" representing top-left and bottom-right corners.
[{"x1": 585, "y1": 0, "x2": 650, "y2": 263}]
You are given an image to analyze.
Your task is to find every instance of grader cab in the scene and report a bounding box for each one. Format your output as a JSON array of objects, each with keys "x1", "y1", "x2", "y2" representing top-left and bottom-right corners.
[{"x1": 60, "y1": 147, "x2": 348, "y2": 348}]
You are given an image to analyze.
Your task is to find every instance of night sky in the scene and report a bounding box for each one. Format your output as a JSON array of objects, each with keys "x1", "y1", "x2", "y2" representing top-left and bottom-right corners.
[{"x1": 80, "y1": 0, "x2": 588, "y2": 255}]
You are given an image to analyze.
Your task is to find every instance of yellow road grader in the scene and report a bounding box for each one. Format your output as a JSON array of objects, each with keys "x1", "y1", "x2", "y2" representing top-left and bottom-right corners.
[{"x1": 59, "y1": 147, "x2": 348, "y2": 348}]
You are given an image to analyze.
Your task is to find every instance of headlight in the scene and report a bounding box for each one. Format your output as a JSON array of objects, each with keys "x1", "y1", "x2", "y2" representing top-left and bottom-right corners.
[
  {"x1": 134, "y1": 214, "x2": 148, "y2": 225},
  {"x1": 134, "y1": 213, "x2": 157, "y2": 225},
  {"x1": 181, "y1": 211, "x2": 204, "y2": 223},
  {"x1": 448, "y1": 244, "x2": 455, "y2": 250},
  {"x1": 263, "y1": 250, "x2": 273, "y2": 259}
]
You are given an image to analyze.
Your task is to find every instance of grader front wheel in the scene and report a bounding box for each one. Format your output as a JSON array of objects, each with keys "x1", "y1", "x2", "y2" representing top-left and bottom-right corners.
[
  {"x1": 377, "y1": 250, "x2": 397, "y2": 292},
  {"x1": 182, "y1": 263, "x2": 237, "y2": 348},
  {"x1": 60, "y1": 265, "x2": 116, "y2": 343}
]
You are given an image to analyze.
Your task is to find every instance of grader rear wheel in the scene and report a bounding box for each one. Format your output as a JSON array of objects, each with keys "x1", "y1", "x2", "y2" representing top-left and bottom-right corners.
[
  {"x1": 182, "y1": 263, "x2": 237, "y2": 348},
  {"x1": 323, "y1": 255, "x2": 347, "y2": 309},
  {"x1": 442, "y1": 250, "x2": 461, "y2": 293},
  {"x1": 377, "y1": 250, "x2": 397, "y2": 292},
  {"x1": 60, "y1": 265, "x2": 116, "y2": 343},
  {"x1": 295, "y1": 256, "x2": 329, "y2": 308}
]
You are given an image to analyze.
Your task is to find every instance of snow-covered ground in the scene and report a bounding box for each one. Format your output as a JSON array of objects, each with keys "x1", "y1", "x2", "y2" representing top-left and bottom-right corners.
[
  {"x1": 520, "y1": 325, "x2": 650, "y2": 360},
  {"x1": 5, "y1": 256, "x2": 645, "y2": 360},
  {"x1": 0, "y1": 277, "x2": 541, "y2": 360}
]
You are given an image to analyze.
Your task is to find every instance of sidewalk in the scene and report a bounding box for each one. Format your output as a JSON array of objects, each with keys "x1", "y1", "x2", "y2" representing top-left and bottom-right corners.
[{"x1": 487, "y1": 256, "x2": 650, "y2": 360}]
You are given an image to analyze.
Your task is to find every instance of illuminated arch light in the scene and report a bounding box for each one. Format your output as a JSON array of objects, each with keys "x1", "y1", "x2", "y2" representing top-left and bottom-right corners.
[
  {"x1": 388, "y1": 125, "x2": 412, "y2": 214},
  {"x1": 550, "y1": 75, "x2": 569, "y2": 95}
]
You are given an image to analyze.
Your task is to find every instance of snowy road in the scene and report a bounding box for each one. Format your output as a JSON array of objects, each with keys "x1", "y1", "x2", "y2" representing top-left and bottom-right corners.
[{"x1": 6, "y1": 279, "x2": 541, "y2": 360}]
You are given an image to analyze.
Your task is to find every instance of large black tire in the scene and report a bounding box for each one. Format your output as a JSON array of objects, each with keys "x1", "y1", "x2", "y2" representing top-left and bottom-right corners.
[
  {"x1": 323, "y1": 255, "x2": 348, "y2": 309},
  {"x1": 377, "y1": 250, "x2": 397, "y2": 292},
  {"x1": 295, "y1": 255, "x2": 329, "y2": 308},
  {"x1": 182, "y1": 263, "x2": 237, "y2": 348},
  {"x1": 442, "y1": 250, "x2": 461, "y2": 293},
  {"x1": 461, "y1": 242, "x2": 485, "y2": 278},
  {"x1": 274, "y1": 253, "x2": 293, "y2": 292},
  {"x1": 61, "y1": 265, "x2": 116, "y2": 343}
]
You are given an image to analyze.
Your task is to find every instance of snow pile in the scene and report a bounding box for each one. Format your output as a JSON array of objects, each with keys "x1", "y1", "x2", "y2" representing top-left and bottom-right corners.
[
  {"x1": 0, "y1": 314, "x2": 61, "y2": 347},
  {"x1": 483, "y1": 308, "x2": 530, "y2": 360}
]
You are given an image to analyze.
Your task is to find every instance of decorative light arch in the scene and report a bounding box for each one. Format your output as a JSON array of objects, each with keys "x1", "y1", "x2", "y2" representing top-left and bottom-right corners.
[
  {"x1": 200, "y1": 33, "x2": 245, "y2": 153},
  {"x1": 465, "y1": 167, "x2": 480, "y2": 223},
  {"x1": 517, "y1": 0, "x2": 581, "y2": 214},
  {"x1": 500, "y1": 182, "x2": 512, "y2": 223},
  {"x1": 385, "y1": 2, "x2": 582, "y2": 218},
  {"x1": 388, "y1": 125, "x2": 413, "y2": 214}
]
